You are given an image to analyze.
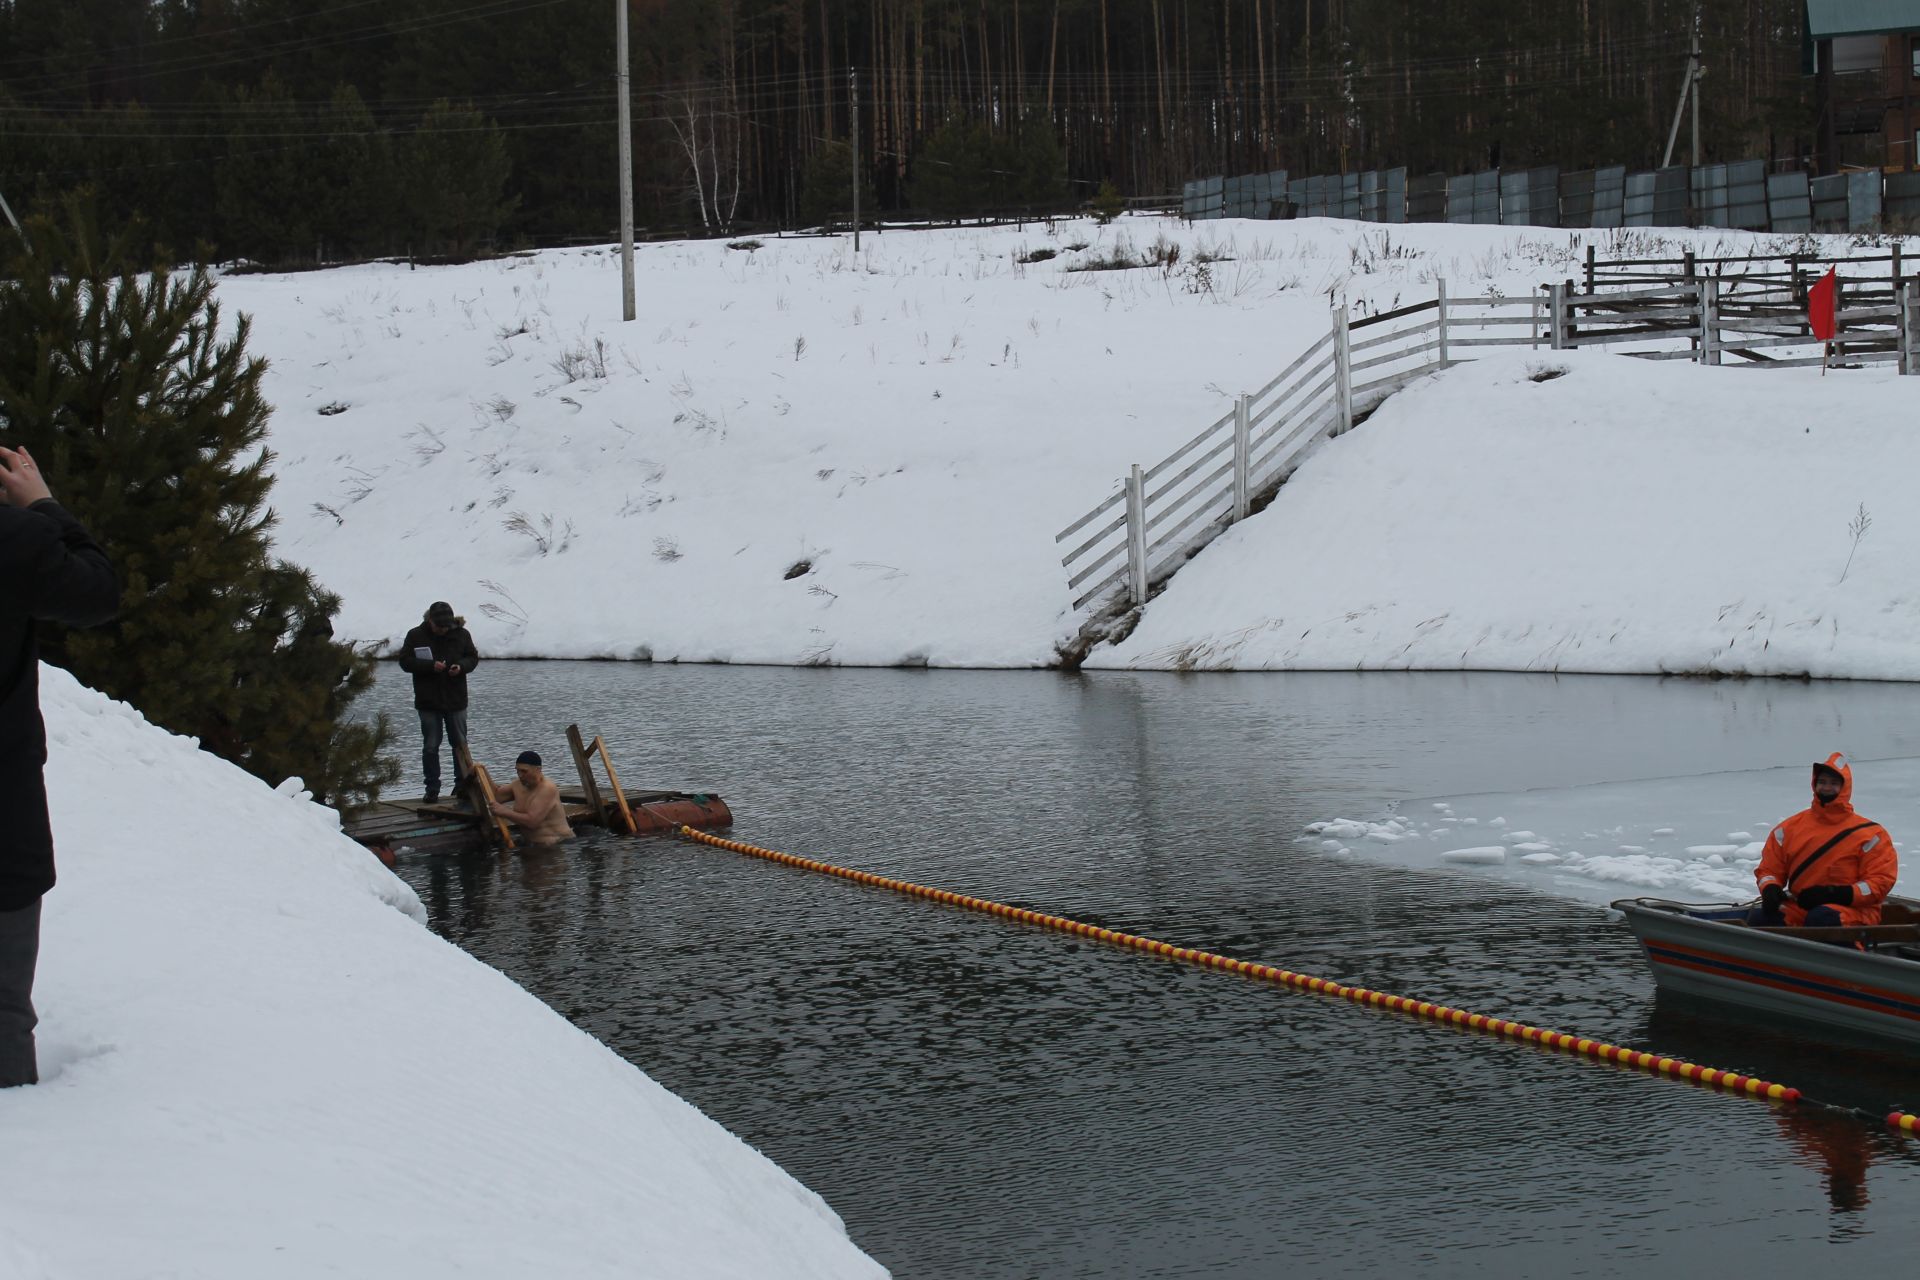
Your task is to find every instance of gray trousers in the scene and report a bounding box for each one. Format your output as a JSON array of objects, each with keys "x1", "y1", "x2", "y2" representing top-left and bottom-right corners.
[{"x1": 0, "y1": 900, "x2": 39, "y2": 1088}]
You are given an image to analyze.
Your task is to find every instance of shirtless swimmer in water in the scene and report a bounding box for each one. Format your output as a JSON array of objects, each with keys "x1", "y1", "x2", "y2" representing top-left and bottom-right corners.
[{"x1": 488, "y1": 750, "x2": 575, "y2": 845}]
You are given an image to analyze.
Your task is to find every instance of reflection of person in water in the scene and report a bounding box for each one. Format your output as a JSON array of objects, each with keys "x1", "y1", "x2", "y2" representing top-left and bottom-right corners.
[{"x1": 1772, "y1": 1108, "x2": 1872, "y2": 1214}]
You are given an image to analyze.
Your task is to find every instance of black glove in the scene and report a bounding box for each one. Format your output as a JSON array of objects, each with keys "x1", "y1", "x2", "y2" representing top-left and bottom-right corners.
[
  {"x1": 1795, "y1": 884, "x2": 1853, "y2": 911},
  {"x1": 1760, "y1": 884, "x2": 1785, "y2": 913}
]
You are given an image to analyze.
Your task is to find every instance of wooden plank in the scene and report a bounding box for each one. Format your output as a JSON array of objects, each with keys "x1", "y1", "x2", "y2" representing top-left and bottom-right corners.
[
  {"x1": 1142, "y1": 407, "x2": 1235, "y2": 485},
  {"x1": 1351, "y1": 338, "x2": 1440, "y2": 374},
  {"x1": 1059, "y1": 509, "x2": 1127, "y2": 574},
  {"x1": 591, "y1": 735, "x2": 639, "y2": 835},
  {"x1": 1349, "y1": 297, "x2": 1439, "y2": 330},
  {"x1": 1752, "y1": 923, "x2": 1920, "y2": 944},
  {"x1": 566, "y1": 723, "x2": 608, "y2": 828},
  {"x1": 1349, "y1": 317, "x2": 1438, "y2": 354},
  {"x1": 1065, "y1": 534, "x2": 1126, "y2": 591},
  {"x1": 468, "y1": 762, "x2": 516, "y2": 851},
  {"x1": 1054, "y1": 487, "x2": 1125, "y2": 545},
  {"x1": 1243, "y1": 331, "x2": 1334, "y2": 405}
]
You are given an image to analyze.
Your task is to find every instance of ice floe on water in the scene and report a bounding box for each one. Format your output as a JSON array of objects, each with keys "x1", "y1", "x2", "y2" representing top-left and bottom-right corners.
[{"x1": 1303, "y1": 757, "x2": 1920, "y2": 907}]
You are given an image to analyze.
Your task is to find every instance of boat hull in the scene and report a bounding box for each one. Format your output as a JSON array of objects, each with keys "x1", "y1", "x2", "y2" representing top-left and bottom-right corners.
[{"x1": 1615, "y1": 897, "x2": 1920, "y2": 1048}]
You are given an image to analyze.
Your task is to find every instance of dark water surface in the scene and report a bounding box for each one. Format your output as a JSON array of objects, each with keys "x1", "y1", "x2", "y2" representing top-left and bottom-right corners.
[{"x1": 362, "y1": 665, "x2": 1920, "y2": 1277}]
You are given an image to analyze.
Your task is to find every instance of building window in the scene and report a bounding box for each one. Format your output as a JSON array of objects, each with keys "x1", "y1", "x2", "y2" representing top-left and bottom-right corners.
[{"x1": 1912, "y1": 37, "x2": 1920, "y2": 78}]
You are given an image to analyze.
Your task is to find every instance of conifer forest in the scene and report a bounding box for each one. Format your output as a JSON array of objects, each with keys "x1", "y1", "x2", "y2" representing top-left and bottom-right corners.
[{"x1": 0, "y1": 1, "x2": 1817, "y2": 263}]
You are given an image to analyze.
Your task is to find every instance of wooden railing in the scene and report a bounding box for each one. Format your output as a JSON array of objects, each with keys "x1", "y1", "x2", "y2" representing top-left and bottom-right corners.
[{"x1": 1056, "y1": 275, "x2": 1919, "y2": 619}]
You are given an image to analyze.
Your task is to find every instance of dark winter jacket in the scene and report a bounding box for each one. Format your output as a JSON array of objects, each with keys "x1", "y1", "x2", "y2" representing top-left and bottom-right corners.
[
  {"x1": 0, "y1": 501, "x2": 119, "y2": 912},
  {"x1": 397, "y1": 620, "x2": 481, "y2": 712}
]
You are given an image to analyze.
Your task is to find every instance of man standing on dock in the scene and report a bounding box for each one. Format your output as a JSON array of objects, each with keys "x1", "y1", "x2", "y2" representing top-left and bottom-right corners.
[
  {"x1": 397, "y1": 600, "x2": 480, "y2": 803},
  {"x1": 0, "y1": 445, "x2": 119, "y2": 1088}
]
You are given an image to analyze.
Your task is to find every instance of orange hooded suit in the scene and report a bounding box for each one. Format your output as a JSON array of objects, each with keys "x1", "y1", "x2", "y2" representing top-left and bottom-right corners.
[{"x1": 1754, "y1": 753, "x2": 1899, "y2": 927}]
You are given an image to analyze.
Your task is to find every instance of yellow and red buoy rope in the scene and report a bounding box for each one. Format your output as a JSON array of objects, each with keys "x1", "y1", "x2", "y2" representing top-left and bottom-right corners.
[{"x1": 678, "y1": 826, "x2": 1920, "y2": 1133}]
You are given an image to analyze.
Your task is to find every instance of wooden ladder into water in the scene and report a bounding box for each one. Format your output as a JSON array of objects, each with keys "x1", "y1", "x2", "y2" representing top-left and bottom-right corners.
[
  {"x1": 566, "y1": 724, "x2": 638, "y2": 835},
  {"x1": 454, "y1": 743, "x2": 516, "y2": 851}
]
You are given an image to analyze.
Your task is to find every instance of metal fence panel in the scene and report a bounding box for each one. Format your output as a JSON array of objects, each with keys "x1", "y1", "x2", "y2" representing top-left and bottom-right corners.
[
  {"x1": 1559, "y1": 169, "x2": 1596, "y2": 227},
  {"x1": 1222, "y1": 174, "x2": 1249, "y2": 218},
  {"x1": 1811, "y1": 174, "x2": 1850, "y2": 231},
  {"x1": 1383, "y1": 167, "x2": 1407, "y2": 223},
  {"x1": 1500, "y1": 170, "x2": 1531, "y2": 225},
  {"x1": 1445, "y1": 173, "x2": 1476, "y2": 223},
  {"x1": 1767, "y1": 172, "x2": 1813, "y2": 233},
  {"x1": 1592, "y1": 165, "x2": 1627, "y2": 228},
  {"x1": 1297, "y1": 175, "x2": 1328, "y2": 217},
  {"x1": 1405, "y1": 172, "x2": 1444, "y2": 222},
  {"x1": 1652, "y1": 166, "x2": 1690, "y2": 226},
  {"x1": 1728, "y1": 159, "x2": 1769, "y2": 230},
  {"x1": 1359, "y1": 170, "x2": 1383, "y2": 221},
  {"x1": 1263, "y1": 169, "x2": 1289, "y2": 218},
  {"x1": 1848, "y1": 169, "x2": 1883, "y2": 230},
  {"x1": 1184, "y1": 175, "x2": 1224, "y2": 220},
  {"x1": 1691, "y1": 163, "x2": 1730, "y2": 227},
  {"x1": 1340, "y1": 172, "x2": 1362, "y2": 219},
  {"x1": 1472, "y1": 169, "x2": 1501, "y2": 224},
  {"x1": 1884, "y1": 170, "x2": 1920, "y2": 223},
  {"x1": 1529, "y1": 166, "x2": 1561, "y2": 227},
  {"x1": 1624, "y1": 171, "x2": 1657, "y2": 226}
]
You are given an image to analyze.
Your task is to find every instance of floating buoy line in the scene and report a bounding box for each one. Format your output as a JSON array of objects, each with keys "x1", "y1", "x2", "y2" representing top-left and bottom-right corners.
[{"x1": 675, "y1": 826, "x2": 1920, "y2": 1135}]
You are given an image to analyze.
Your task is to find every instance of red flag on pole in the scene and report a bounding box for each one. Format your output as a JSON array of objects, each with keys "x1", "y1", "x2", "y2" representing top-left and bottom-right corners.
[{"x1": 1808, "y1": 267, "x2": 1838, "y2": 341}]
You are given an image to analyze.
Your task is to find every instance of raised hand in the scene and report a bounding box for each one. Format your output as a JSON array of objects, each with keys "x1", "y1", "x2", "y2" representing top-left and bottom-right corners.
[{"x1": 0, "y1": 446, "x2": 53, "y2": 507}]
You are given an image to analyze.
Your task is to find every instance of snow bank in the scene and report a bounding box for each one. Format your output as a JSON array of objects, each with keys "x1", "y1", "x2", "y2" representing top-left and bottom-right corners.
[
  {"x1": 1096, "y1": 348, "x2": 1920, "y2": 679},
  {"x1": 0, "y1": 666, "x2": 883, "y2": 1280},
  {"x1": 213, "y1": 215, "x2": 1919, "y2": 676}
]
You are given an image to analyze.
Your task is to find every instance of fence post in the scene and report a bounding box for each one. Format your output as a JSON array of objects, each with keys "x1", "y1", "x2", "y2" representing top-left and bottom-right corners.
[
  {"x1": 1701, "y1": 277, "x2": 1720, "y2": 366},
  {"x1": 1684, "y1": 252, "x2": 1699, "y2": 359},
  {"x1": 1904, "y1": 282, "x2": 1917, "y2": 376},
  {"x1": 1125, "y1": 464, "x2": 1148, "y2": 607},
  {"x1": 1435, "y1": 277, "x2": 1450, "y2": 369},
  {"x1": 1548, "y1": 282, "x2": 1565, "y2": 350},
  {"x1": 1332, "y1": 302, "x2": 1353, "y2": 434},
  {"x1": 1231, "y1": 394, "x2": 1251, "y2": 521},
  {"x1": 1584, "y1": 243, "x2": 1596, "y2": 294}
]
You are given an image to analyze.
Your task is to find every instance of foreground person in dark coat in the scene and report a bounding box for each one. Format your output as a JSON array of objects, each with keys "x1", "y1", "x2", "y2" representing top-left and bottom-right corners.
[
  {"x1": 0, "y1": 445, "x2": 119, "y2": 1087},
  {"x1": 396, "y1": 601, "x2": 481, "y2": 802}
]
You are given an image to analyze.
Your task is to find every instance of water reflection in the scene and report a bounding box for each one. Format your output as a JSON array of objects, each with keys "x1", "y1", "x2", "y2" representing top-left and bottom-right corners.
[
  {"x1": 1773, "y1": 1109, "x2": 1875, "y2": 1221},
  {"x1": 364, "y1": 665, "x2": 1920, "y2": 1277}
]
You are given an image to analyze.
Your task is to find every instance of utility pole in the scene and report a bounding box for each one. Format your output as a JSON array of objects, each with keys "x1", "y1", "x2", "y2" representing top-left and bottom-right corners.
[
  {"x1": 1690, "y1": 4, "x2": 1702, "y2": 168},
  {"x1": 850, "y1": 65, "x2": 861, "y2": 253},
  {"x1": 615, "y1": 0, "x2": 635, "y2": 322},
  {"x1": 1662, "y1": 4, "x2": 1704, "y2": 169}
]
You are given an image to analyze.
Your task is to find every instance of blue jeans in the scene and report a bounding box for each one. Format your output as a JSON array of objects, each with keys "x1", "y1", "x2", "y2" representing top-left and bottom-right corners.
[{"x1": 418, "y1": 709, "x2": 469, "y2": 796}]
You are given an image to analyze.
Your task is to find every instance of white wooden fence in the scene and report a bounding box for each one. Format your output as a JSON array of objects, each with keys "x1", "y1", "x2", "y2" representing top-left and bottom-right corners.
[{"x1": 1056, "y1": 278, "x2": 1920, "y2": 617}]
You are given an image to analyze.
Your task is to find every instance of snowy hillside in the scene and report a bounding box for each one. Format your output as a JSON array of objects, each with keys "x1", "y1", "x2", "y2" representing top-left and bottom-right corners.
[
  {"x1": 0, "y1": 666, "x2": 883, "y2": 1280},
  {"x1": 1094, "y1": 348, "x2": 1920, "y2": 679},
  {"x1": 218, "y1": 215, "x2": 1918, "y2": 675}
]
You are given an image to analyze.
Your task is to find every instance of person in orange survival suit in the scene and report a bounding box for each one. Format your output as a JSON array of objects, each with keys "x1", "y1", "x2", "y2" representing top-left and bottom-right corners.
[{"x1": 1749, "y1": 753, "x2": 1898, "y2": 929}]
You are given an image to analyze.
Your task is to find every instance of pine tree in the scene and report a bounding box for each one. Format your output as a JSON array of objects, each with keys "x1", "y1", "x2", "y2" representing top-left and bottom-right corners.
[
  {"x1": 797, "y1": 140, "x2": 875, "y2": 227},
  {"x1": 403, "y1": 100, "x2": 517, "y2": 258},
  {"x1": 216, "y1": 72, "x2": 321, "y2": 264},
  {"x1": 0, "y1": 199, "x2": 396, "y2": 808},
  {"x1": 313, "y1": 84, "x2": 398, "y2": 260}
]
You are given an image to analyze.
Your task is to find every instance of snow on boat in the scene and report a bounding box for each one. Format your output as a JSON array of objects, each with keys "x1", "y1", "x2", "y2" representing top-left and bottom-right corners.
[{"x1": 1613, "y1": 896, "x2": 1920, "y2": 1047}]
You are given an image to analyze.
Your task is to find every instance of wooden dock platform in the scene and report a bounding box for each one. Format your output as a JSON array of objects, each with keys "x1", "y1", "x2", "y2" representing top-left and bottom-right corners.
[{"x1": 344, "y1": 789, "x2": 732, "y2": 860}]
